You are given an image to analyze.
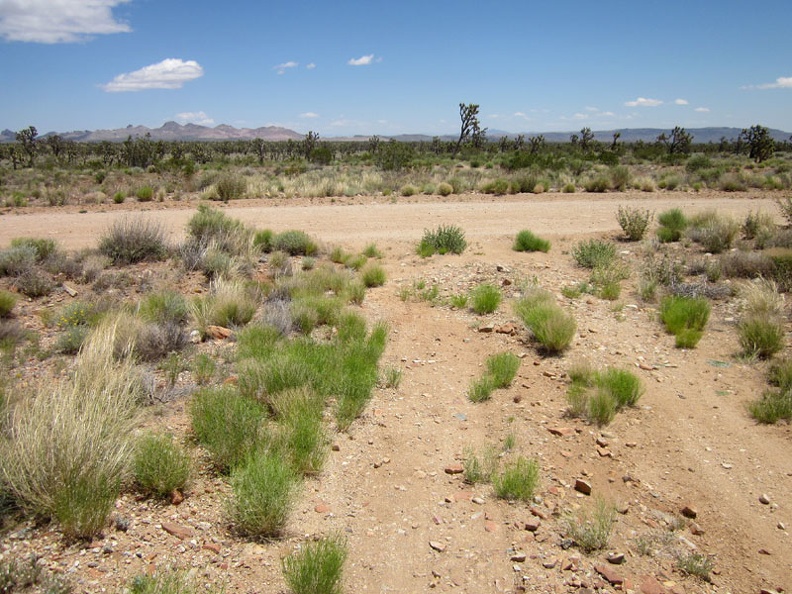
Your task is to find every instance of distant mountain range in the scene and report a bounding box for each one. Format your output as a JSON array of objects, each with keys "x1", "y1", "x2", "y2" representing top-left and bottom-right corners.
[{"x1": 0, "y1": 123, "x2": 789, "y2": 144}]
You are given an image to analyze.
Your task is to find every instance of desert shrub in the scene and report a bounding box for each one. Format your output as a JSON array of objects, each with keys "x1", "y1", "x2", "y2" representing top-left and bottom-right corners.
[
  {"x1": 720, "y1": 251, "x2": 774, "y2": 279},
  {"x1": 492, "y1": 456, "x2": 540, "y2": 501},
  {"x1": 718, "y1": 173, "x2": 747, "y2": 192},
  {"x1": 738, "y1": 315, "x2": 784, "y2": 359},
  {"x1": 0, "y1": 556, "x2": 71, "y2": 593},
  {"x1": 656, "y1": 208, "x2": 689, "y2": 243},
  {"x1": 113, "y1": 192, "x2": 125, "y2": 204},
  {"x1": 766, "y1": 248, "x2": 792, "y2": 292},
  {"x1": 55, "y1": 326, "x2": 89, "y2": 355},
  {"x1": 99, "y1": 217, "x2": 169, "y2": 265},
  {"x1": 616, "y1": 205, "x2": 652, "y2": 241},
  {"x1": 135, "y1": 186, "x2": 154, "y2": 202},
  {"x1": 486, "y1": 352, "x2": 520, "y2": 388},
  {"x1": 566, "y1": 365, "x2": 642, "y2": 425},
  {"x1": 564, "y1": 498, "x2": 616, "y2": 553},
  {"x1": 467, "y1": 375, "x2": 496, "y2": 403},
  {"x1": 360, "y1": 263, "x2": 386, "y2": 287},
  {"x1": 749, "y1": 389, "x2": 792, "y2": 424},
  {"x1": 463, "y1": 445, "x2": 499, "y2": 484},
  {"x1": 254, "y1": 229, "x2": 275, "y2": 253},
  {"x1": 571, "y1": 239, "x2": 616, "y2": 269},
  {"x1": 0, "y1": 291, "x2": 17, "y2": 318},
  {"x1": 270, "y1": 389, "x2": 327, "y2": 475},
  {"x1": 597, "y1": 367, "x2": 643, "y2": 408},
  {"x1": 610, "y1": 166, "x2": 631, "y2": 191},
  {"x1": 9, "y1": 237, "x2": 58, "y2": 262},
  {"x1": 777, "y1": 196, "x2": 792, "y2": 225},
  {"x1": 214, "y1": 175, "x2": 247, "y2": 201},
  {"x1": 584, "y1": 176, "x2": 609, "y2": 193},
  {"x1": 687, "y1": 210, "x2": 739, "y2": 253},
  {"x1": 470, "y1": 283, "x2": 502, "y2": 314},
  {"x1": 740, "y1": 278, "x2": 784, "y2": 318},
  {"x1": 129, "y1": 569, "x2": 201, "y2": 594},
  {"x1": 514, "y1": 291, "x2": 576, "y2": 354},
  {"x1": 417, "y1": 225, "x2": 467, "y2": 257},
  {"x1": 190, "y1": 387, "x2": 266, "y2": 473},
  {"x1": 228, "y1": 449, "x2": 299, "y2": 538},
  {"x1": 138, "y1": 291, "x2": 189, "y2": 326},
  {"x1": 400, "y1": 185, "x2": 417, "y2": 197},
  {"x1": 0, "y1": 321, "x2": 142, "y2": 539},
  {"x1": 660, "y1": 296, "x2": 710, "y2": 348},
  {"x1": 192, "y1": 353, "x2": 217, "y2": 385},
  {"x1": 685, "y1": 153, "x2": 711, "y2": 173},
  {"x1": 481, "y1": 178, "x2": 510, "y2": 195},
  {"x1": 437, "y1": 182, "x2": 453, "y2": 196},
  {"x1": 590, "y1": 261, "x2": 629, "y2": 300},
  {"x1": 185, "y1": 204, "x2": 252, "y2": 257},
  {"x1": 513, "y1": 230, "x2": 550, "y2": 253},
  {"x1": 742, "y1": 210, "x2": 776, "y2": 245},
  {"x1": 272, "y1": 230, "x2": 319, "y2": 256},
  {"x1": 282, "y1": 534, "x2": 347, "y2": 594},
  {"x1": 676, "y1": 553, "x2": 714, "y2": 582},
  {"x1": 0, "y1": 245, "x2": 37, "y2": 277},
  {"x1": 769, "y1": 358, "x2": 792, "y2": 391},
  {"x1": 13, "y1": 269, "x2": 54, "y2": 298},
  {"x1": 133, "y1": 433, "x2": 191, "y2": 498}
]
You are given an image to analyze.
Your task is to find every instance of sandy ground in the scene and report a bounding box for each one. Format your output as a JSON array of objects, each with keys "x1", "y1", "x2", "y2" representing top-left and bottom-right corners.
[{"x1": 0, "y1": 191, "x2": 790, "y2": 594}]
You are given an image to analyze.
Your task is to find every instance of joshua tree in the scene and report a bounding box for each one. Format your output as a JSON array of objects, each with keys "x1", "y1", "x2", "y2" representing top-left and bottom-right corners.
[
  {"x1": 454, "y1": 103, "x2": 484, "y2": 155},
  {"x1": 657, "y1": 126, "x2": 692, "y2": 155},
  {"x1": 15, "y1": 125, "x2": 38, "y2": 167},
  {"x1": 740, "y1": 125, "x2": 775, "y2": 163}
]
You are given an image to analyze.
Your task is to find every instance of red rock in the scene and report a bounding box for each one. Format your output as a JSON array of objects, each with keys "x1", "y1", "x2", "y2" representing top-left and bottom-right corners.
[
  {"x1": 484, "y1": 520, "x2": 498, "y2": 533},
  {"x1": 680, "y1": 505, "x2": 697, "y2": 519},
  {"x1": 548, "y1": 427, "x2": 576, "y2": 437},
  {"x1": 595, "y1": 564, "x2": 624, "y2": 585},
  {"x1": 574, "y1": 479, "x2": 592, "y2": 495},
  {"x1": 639, "y1": 575, "x2": 667, "y2": 594},
  {"x1": 170, "y1": 490, "x2": 184, "y2": 505},
  {"x1": 444, "y1": 464, "x2": 464, "y2": 475},
  {"x1": 314, "y1": 503, "x2": 331, "y2": 514},
  {"x1": 206, "y1": 325, "x2": 233, "y2": 340},
  {"x1": 454, "y1": 491, "x2": 473, "y2": 502},
  {"x1": 429, "y1": 541, "x2": 446, "y2": 552},
  {"x1": 161, "y1": 522, "x2": 193, "y2": 540},
  {"x1": 529, "y1": 507, "x2": 548, "y2": 520},
  {"x1": 203, "y1": 542, "x2": 221, "y2": 554},
  {"x1": 524, "y1": 519, "x2": 541, "y2": 532}
]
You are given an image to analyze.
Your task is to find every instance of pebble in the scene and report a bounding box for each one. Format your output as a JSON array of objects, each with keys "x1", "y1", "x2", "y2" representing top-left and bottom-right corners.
[
  {"x1": 680, "y1": 505, "x2": 697, "y2": 519},
  {"x1": 574, "y1": 479, "x2": 592, "y2": 495},
  {"x1": 444, "y1": 465, "x2": 464, "y2": 475},
  {"x1": 429, "y1": 541, "x2": 446, "y2": 552},
  {"x1": 759, "y1": 493, "x2": 771, "y2": 505},
  {"x1": 606, "y1": 552, "x2": 625, "y2": 565}
]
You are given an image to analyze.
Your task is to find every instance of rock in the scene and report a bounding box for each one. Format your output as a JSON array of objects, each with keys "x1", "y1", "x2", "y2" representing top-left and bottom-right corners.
[
  {"x1": 203, "y1": 542, "x2": 221, "y2": 554},
  {"x1": 454, "y1": 491, "x2": 473, "y2": 502},
  {"x1": 524, "y1": 519, "x2": 541, "y2": 532},
  {"x1": 529, "y1": 507, "x2": 548, "y2": 520},
  {"x1": 484, "y1": 520, "x2": 498, "y2": 533},
  {"x1": 606, "y1": 552, "x2": 625, "y2": 565},
  {"x1": 759, "y1": 493, "x2": 771, "y2": 504},
  {"x1": 162, "y1": 522, "x2": 193, "y2": 540},
  {"x1": 548, "y1": 427, "x2": 576, "y2": 437},
  {"x1": 689, "y1": 523, "x2": 704, "y2": 535},
  {"x1": 314, "y1": 503, "x2": 331, "y2": 514},
  {"x1": 510, "y1": 552, "x2": 527, "y2": 562},
  {"x1": 596, "y1": 437, "x2": 609, "y2": 447},
  {"x1": 444, "y1": 465, "x2": 464, "y2": 475},
  {"x1": 331, "y1": 443, "x2": 340, "y2": 451},
  {"x1": 597, "y1": 447, "x2": 612, "y2": 458},
  {"x1": 472, "y1": 497, "x2": 485, "y2": 505},
  {"x1": 478, "y1": 324, "x2": 495, "y2": 333},
  {"x1": 189, "y1": 330, "x2": 202, "y2": 344},
  {"x1": 496, "y1": 323, "x2": 517, "y2": 335},
  {"x1": 680, "y1": 505, "x2": 697, "y2": 519},
  {"x1": 206, "y1": 325, "x2": 233, "y2": 340},
  {"x1": 170, "y1": 490, "x2": 184, "y2": 505},
  {"x1": 595, "y1": 564, "x2": 624, "y2": 585},
  {"x1": 639, "y1": 575, "x2": 667, "y2": 594},
  {"x1": 758, "y1": 548, "x2": 771, "y2": 555},
  {"x1": 541, "y1": 558, "x2": 557, "y2": 569},
  {"x1": 429, "y1": 541, "x2": 446, "y2": 552},
  {"x1": 574, "y1": 479, "x2": 592, "y2": 495},
  {"x1": 777, "y1": 522, "x2": 786, "y2": 530}
]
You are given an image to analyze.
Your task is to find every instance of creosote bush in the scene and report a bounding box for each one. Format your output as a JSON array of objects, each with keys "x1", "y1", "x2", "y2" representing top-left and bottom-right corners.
[
  {"x1": 99, "y1": 217, "x2": 169, "y2": 265},
  {"x1": 616, "y1": 205, "x2": 652, "y2": 241},
  {"x1": 513, "y1": 230, "x2": 550, "y2": 253}
]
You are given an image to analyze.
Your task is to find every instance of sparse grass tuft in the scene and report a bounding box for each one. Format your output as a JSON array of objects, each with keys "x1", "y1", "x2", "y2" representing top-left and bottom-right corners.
[
  {"x1": 738, "y1": 314, "x2": 784, "y2": 359},
  {"x1": 98, "y1": 217, "x2": 169, "y2": 265},
  {"x1": 463, "y1": 444, "x2": 499, "y2": 484},
  {"x1": 272, "y1": 230, "x2": 319, "y2": 256},
  {"x1": 492, "y1": 456, "x2": 540, "y2": 501},
  {"x1": 513, "y1": 230, "x2": 550, "y2": 253},
  {"x1": 676, "y1": 553, "x2": 713, "y2": 582},
  {"x1": 360, "y1": 263, "x2": 386, "y2": 287},
  {"x1": 566, "y1": 365, "x2": 643, "y2": 425},
  {"x1": 659, "y1": 295, "x2": 710, "y2": 348},
  {"x1": 417, "y1": 225, "x2": 467, "y2": 257},
  {"x1": 282, "y1": 534, "x2": 348, "y2": 594},
  {"x1": 513, "y1": 290, "x2": 576, "y2": 354},
  {"x1": 564, "y1": 497, "x2": 616, "y2": 553},
  {"x1": 468, "y1": 352, "x2": 520, "y2": 402},
  {"x1": 572, "y1": 239, "x2": 616, "y2": 269},
  {"x1": 0, "y1": 291, "x2": 17, "y2": 318},
  {"x1": 133, "y1": 433, "x2": 191, "y2": 499},
  {"x1": 469, "y1": 283, "x2": 502, "y2": 314}
]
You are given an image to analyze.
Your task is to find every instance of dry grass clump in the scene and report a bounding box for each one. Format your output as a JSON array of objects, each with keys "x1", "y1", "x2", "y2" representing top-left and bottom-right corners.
[
  {"x1": 738, "y1": 279, "x2": 786, "y2": 359},
  {"x1": 0, "y1": 320, "x2": 142, "y2": 538},
  {"x1": 98, "y1": 217, "x2": 169, "y2": 265},
  {"x1": 513, "y1": 288, "x2": 576, "y2": 354}
]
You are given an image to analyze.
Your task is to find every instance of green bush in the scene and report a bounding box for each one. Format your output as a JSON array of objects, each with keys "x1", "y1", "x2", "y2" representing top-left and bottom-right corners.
[
  {"x1": 571, "y1": 239, "x2": 616, "y2": 269},
  {"x1": 767, "y1": 248, "x2": 792, "y2": 292},
  {"x1": 271, "y1": 387, "x2": 328, "y2": 475},
  {"x1": 360, "y1": 263, "x2": 386, "y2": 288},
  {"x1": 272, "y1": 230, "x2": 319, "y2": 256},
  {"x1": 564, "y1": 498, "x2": 616, "y2": 553},
  {"x1": 470, "y1": 283, "x2": 502, "y2": 314},
  {"x1": 437, "y1": 182, "x2": 453, "y2": 196},
  {"x1": 584, "y1": 176, "x2": 610, "y2": 193},
  {"x1": 0, "y1": 245, "x2": 37, "y2": 277},
  {"x1": 190, "y1": 387, "x2": 266, "y2": 472},
  {"x1": 486, "y1": 352, "x2": 521, "y2": 388},
  {"x1": 514, "y1": 294, "x2": 576, "y2": 354},
  {"x1": 467, "y1": 375, "x2": 496, "y2": 403},
  {"x1": 417, "y1": 225, "x2": 467, "y2": 257},
  {"x1": 135, "y1": 186, "x2": 154, "y2": 202},
  {"x1": 616, "y1": 205, "x2": 652, "y2": 241},
  {"x1": 9, "y1": 237, "x2": 58, "y2": 261},
  {"x1": 138, "y1": 291, "x2": 189, "y2": 326},
  {"x1": 99, "y1": 217, "x2": 169, "y2": 265},
  {"x1": 282, "y1": 535, "x2": 347, "y2": 594},
  {"x1": 660, "y1": 296, "x2": 710, "y2": 347},
  {"x1": 566, "y1": 365, "x2": 642, "y2": 425},
  {"x1": 687, "y1": 210, "x2": 739, "y2": 253},
  {"x1": 769, "y1": 358, "x2": 792, "y2": 391},
  {"x1": 656, "y1": 208, "x2": 689, "y2": 243},
  {"x1": 493, "y1": 456, "x2": 540, "y2": 501},
  {"x1": 748, "y1": 389, "x2": 792, "y2": 424},
  {"x1": 229, "y1": 449, "x2": 299, "y2": 538},
  {"x1": 133, "y1": 433, "x2": 191, "y2": 498},
  {"x1": 254, "y1": 229, "x2": 274, "y2": 253},
  {"x1": 513, "y1": 230, "x2": 550, "y2": 253},
  {"x1": 738, "y1": 314, "x2": 784, "y2": 359},
  {"x1": 214, "y1": 175, "x2": 247, "y2": 201},
  {"x1": 0, "y1": 291, "x2": 17, "y2": 318},
  {"x1": 13, "y1": 269, "x2": 54, "y2": 298}
]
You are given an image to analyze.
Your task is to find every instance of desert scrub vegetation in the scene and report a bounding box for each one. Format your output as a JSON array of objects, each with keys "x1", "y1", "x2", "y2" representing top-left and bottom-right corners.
[
  {"x1": 467, "y1": 352, "x2": 520, "y2": 402},
  {"x1": 656, "y1": 208, "x2": 689, "y2": 243},
  {"x1": 659, "y1": 295, "x2": 711, "y2": 348},
  {"x1": 272, "y1": 230, "x2": 319, "y2": 256},
  {"x1": 0, "y1": 290, "x2": 17, "y2": 318},
  {"x1": 98, "y1": 217, "x2": 170, "y2": 265},
  {"x1": 469, "y1": 283, "x2": 502, "y2": 314},
  {"x1": 564, "y1": 497, "x2": 617, "y2": 553},
  {"x1": 463, "y1": 444, "x2": 500, "y2": 484},
  {"x1": 417, "y1": 224, "x2": 467, "y2": 257},
  {"x1": 513, "y1": 288, "x2": 576, "y2": 354},
  {"x1": 0, "y1": 320, "x2": 143, "y2": 539},
  {"x1": 616, "y1": 205, "x2": 652, "y2": 241},
  {"x1": 737, "y1": 279, "x2": 785, "y2": 359},
  {"x1": 566, "y1": 362, "x2": 644, "y2": 425},
  {"x1": 0, "y1": 556, "x2": 72, "y2": 593},
  {"x1": 492, "y1": 456, "x2": 540, "y2": 501},
  {"x1": 686, "y1": 210, "x2": 740, "y2": 254},
  {"x1": 571, "y1": 239, "x2": 616, "y2": 269},
  {"x1": 132, "y1": 432, "x2": 191, "y2": 499},
  {"x1": 749, "y1": 358, "x2": 792, "y2": 423},
  {"x1": 282, "y1": 534, "x2": 348, "y2": 594},
  {"x1": 512, "y1": 229, "x2": 550, "y2": 253}
]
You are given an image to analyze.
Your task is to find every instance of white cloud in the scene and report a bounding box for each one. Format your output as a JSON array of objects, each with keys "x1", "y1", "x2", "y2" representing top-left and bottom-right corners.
[
  {"x1": 585, "y1": 106, "x2": 599, "y2": 112},
  {"x1": 348, "y1": 54, "x2": 375, "y2": 66},
  {"x1": 674, "y1": 98, "x2": 689, "y2": 105},
  {"x1": 300, "y1": 112, "x2": 319, "y2": 119},
  {"x1": 601, "y1": 111, "x2": 615, "y2": 117},
  {"x1": 176, "y1": 111, "x2": 214, "y2": 126},
  {"x1": 274, "y1": 61, "x2": 298, "y2": 75},
  {"x1": 102, "y1": 59, "x2": 204, "y2": 92},
  {"x1": 624, "y1": 97, "x2": 663, "y2": 107},
  {"x1": 756, "y1": 76, "x2": 792, "y2": 90},
  {"x1": 694, "y1": 107, "x2": 710, "y2": 113},
  {"x1": 513, "y1": 112, "x2": 527, "y2": 118},
  {"x1": 0, "y1": 0, "x2": 130, "y2": 43},
  {"x1": 306, "y1": 63, "x2": 316, "y2": 70},
  {"x1": 573, "y1": 113, "x2": 589, "y2": 120}
]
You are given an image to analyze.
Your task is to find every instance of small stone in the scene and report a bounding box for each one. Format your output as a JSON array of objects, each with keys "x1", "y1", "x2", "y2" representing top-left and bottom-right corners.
[
  {"x1": 607, "y1": 552, "x2": 625, "y2": 565},
  {"x1": 189, "y1": 330, "x2": 202, "y2": 344},
  {"x1": 596, "y1": 437, "x2": 609, "y2": 447},
  {"x1": 314, "y1": 503, "x2": 331, "y2": 514},
  {"x1": 597, "y1": 447, "x2": 612, "y2": 458},
  {"x1": 574, "y1": 479, "x2": 592, "y2": 495},
  {"x1": 759, "y1": 493, "x2": 771, "y2": 504},
  {"x1": 529, "y1": 507, "x2": 548, "y2": 520},
  {"x1": 510, "y1": 552, "x2": 527, "y2": 562},
  {"x1": 203, "y1": 542, "x2": 221, "y2": 554},
  {"x1": 541, "y1": 558, "x2": 558, "y2": 569},
  {"x1": 429, "y1": 541, "x2": 446, "y2": 552},
  {"x1": 680, "y1": 505, "x2": 697, "y2": 519},
  {"x1": 331, "y1": 443, "x2": 340, "y2": 452},
  {"x1": 548, "y1": 427, "x2": 576, "y2": 437},
  {"x1": 444, "y1": 465, "x2": 464, "y2": 475},
  {"x1": 484, "y1": 520, "x2": 498, "y2": 532},
  {"x1": 162, "y1": 522, "x2": 193, "y2": 540},
  {"x1": 170, "y1": 490, "x2": 184, "y2": 506},
  {"x1": 478, "y1": 324, "x2": 495, "y2": 333},
  {"x1": 777, "y1": 522, "x2": 785, "y2": 530},
  {"x1": 758, "y1": 548, "x2": 771, "y2": 555},
  {"x1": 689, "y1": 523, "x2": 705, "y2": 535},
  {"x1": 524, "y1": 519, "x2": 541, "y2": 532},
  {"x1": 472, "y1": 497, "x2": 485, "y2": 505}
]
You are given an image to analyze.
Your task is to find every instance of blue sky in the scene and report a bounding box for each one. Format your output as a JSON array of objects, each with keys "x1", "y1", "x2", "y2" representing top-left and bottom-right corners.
[{"x1": 1, "y1": 0, "x2": 791, "y2": 137}]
